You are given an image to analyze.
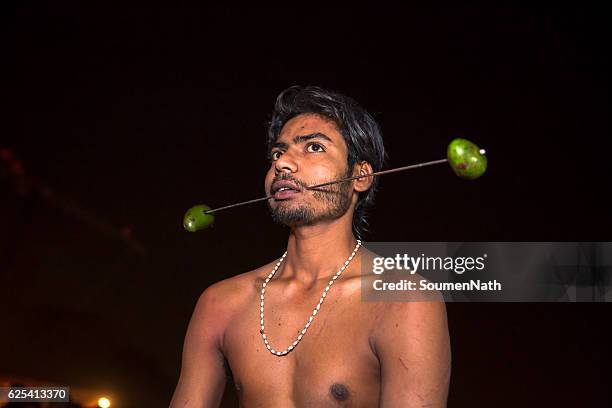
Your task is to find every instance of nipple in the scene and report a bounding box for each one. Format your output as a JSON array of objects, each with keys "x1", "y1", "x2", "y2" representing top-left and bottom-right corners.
[{"x1": 330, "y1": 383, "x2": 349, "y2": 401}]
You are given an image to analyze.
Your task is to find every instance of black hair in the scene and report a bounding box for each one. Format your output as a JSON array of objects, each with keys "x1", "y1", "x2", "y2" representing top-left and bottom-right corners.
[{"x1": 267, "y1": 85, "x2": 387, "y2": 239}]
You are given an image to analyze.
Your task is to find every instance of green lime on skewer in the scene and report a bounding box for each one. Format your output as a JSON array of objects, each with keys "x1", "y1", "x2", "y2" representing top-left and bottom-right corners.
[
  {"x1": 447, "y1": 138, "x2": 487, "y2": 180},
  {"x1": 183, "y1": 204, "x2": 215, "y2": 232}
]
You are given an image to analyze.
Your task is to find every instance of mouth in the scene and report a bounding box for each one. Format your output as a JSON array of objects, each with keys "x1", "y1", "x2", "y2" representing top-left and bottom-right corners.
[
  {"x1": 271, "y1": 181, "x2": 303, "y2": 200},
  {"x1": 273, "y1": 187, "x2": 301, "y2": 200}
]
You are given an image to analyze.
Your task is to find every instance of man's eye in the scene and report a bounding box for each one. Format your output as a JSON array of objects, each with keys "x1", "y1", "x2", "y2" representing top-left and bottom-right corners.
[
  {"x1": 270, "y1": 151, "x2": 282, "y2": 161},
  {"x1": 307, "y1": 143, "x2": 325, "y2": 153}
]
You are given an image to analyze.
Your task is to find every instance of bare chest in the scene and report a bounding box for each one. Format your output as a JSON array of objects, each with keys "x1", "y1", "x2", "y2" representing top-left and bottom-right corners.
[{"x1": 223, "y1": 281, "x2": 382, "y2": 407}]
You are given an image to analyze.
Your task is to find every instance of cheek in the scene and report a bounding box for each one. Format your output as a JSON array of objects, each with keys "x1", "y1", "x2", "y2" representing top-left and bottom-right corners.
[{"x1": 308, "y1": 162, "x2": 342, "y2": 183}]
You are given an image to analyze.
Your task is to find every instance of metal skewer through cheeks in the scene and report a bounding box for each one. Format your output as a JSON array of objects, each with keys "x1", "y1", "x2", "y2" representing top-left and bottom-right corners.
[
  {"x1": 183, "y1": 138, "x2": 487, "y2": 232},
  {"x1": 202, "y1": 158, "x2": 450, "y2": 215}
]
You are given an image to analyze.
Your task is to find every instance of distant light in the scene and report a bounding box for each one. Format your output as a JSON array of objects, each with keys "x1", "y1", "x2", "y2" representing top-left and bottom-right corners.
[{"x1": 98, "y1": 397, "x2": 111, "y2": 408}]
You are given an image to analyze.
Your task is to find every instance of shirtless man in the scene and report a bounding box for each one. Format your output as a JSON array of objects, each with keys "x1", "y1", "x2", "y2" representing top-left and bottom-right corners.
[{"x1": 170, "y1": 86, "x2": 451, "y2": 407}]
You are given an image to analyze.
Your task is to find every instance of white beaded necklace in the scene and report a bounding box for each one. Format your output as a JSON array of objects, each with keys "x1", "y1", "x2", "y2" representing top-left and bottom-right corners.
[{"x1": 259, "y1": 240, "x2": 362, "y2": 356}]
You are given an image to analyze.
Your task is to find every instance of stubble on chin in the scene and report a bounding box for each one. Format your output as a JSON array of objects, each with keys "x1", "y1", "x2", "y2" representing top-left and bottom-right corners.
[{"x1": 268, "y1": 168, "x2": 353, "y2": 226}]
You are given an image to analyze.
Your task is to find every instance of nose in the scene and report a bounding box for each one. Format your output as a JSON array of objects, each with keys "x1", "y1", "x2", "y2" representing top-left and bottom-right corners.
[{"x1": 274, "y1": 149, "x2": 298, "y2": 175}]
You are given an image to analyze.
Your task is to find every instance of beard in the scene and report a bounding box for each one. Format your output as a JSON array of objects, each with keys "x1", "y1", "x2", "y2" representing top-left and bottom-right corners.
[{"x1": 268, "y1": 166, "x2": 353, "y2": 227}]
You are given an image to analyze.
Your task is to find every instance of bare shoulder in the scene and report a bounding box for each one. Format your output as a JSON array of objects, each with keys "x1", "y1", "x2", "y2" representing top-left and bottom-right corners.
[
  {"x1": 202, "y1": 259, "x2": 278, "y2": 299},
  {"x1": 356, "y1": 247, "x2": 448, "y2": 338},
  {"x1": 358, "y1": 246, "x2": 445, "y2": 300},
  {"x1": 171, "y1": 263, "x2": 277, "y2": 407},
  {"x1": 376, "y1": 296, "x2": 448, "y2": 330},
  {"x1": 193, "y1": 260, "x2": 280, "y2": 330},
  {"x1": 365, "y1": 254, "x2": 451, "y2": 407}
]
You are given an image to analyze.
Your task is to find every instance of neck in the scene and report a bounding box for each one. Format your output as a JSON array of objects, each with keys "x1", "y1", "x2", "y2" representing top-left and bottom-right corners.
[{"x1": 280, "y1": 217, "x2": 359, "y2": 285}]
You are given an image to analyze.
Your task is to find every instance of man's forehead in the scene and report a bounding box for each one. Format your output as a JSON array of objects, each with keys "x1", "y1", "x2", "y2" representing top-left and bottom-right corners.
[{"x1": 277, "y1": 113, "x2": 342, "y2": 142}]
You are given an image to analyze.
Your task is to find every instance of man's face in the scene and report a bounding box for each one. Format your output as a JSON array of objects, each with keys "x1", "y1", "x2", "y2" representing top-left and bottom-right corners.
[{"x1": 264, "y1": 113, "x2": 355, "y2": 227}]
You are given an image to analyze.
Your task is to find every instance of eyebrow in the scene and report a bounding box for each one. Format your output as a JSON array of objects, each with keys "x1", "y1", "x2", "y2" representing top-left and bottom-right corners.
[{"x1": 270, "y1": 132, "x2": 334, "y2": 150}]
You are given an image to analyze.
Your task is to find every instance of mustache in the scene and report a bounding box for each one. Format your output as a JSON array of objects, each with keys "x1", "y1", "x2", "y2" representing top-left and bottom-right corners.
[
  {"x1": 270, "y1": 174, "x2": 349, "y2": 195},
  {"x1": 271, "y1": 174, "x2": 307, "y2": 190}
]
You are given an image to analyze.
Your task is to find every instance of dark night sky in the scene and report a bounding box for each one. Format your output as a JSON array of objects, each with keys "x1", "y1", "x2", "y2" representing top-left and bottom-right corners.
[{"x1": 1, "y1": 4, "x2": 611, "y2": 407}]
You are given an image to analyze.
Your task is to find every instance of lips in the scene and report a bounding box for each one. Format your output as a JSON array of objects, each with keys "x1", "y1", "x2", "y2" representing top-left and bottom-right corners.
[{"x1": 271, "y1": 180, "x2": 302, "y2": 199}]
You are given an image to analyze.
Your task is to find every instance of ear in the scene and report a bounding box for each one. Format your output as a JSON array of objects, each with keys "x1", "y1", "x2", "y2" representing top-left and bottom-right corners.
[{"x1": 353, "y1": 161, "x2": 374, "y2": 193}]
